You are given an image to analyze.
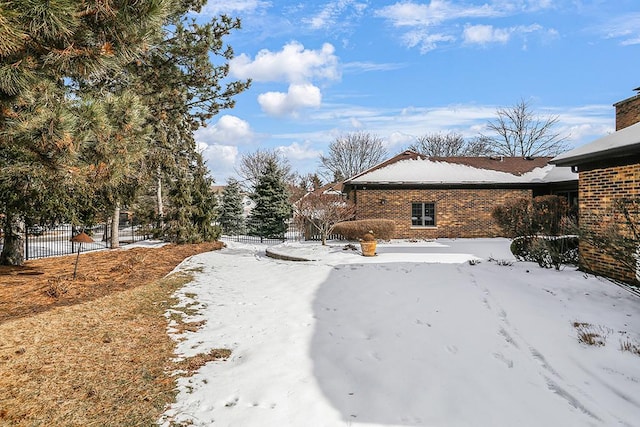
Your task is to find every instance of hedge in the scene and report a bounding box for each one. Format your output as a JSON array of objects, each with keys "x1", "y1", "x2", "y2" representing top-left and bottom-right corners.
[{"x1": 332, "y1": 219, "x2": 396, "y2": 240}]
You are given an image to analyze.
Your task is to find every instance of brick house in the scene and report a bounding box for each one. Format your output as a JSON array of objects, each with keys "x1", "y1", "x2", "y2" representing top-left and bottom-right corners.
[
  {"x1": 551, "y1": 89, "x2": 640, "y2": 284},
  {"x1": 342, "y1": 150, "x2": 577, "y2": 239}
]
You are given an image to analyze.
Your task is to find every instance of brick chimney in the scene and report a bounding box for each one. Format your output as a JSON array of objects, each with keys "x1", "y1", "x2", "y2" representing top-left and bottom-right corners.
[{"x1": 614, "y1": 87, "x2": 640, "y2": 130}]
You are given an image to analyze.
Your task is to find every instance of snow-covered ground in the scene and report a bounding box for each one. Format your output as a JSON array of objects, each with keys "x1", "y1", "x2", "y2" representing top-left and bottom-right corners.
[{"x1": 160, "y1": 239, "x2": 640, "y2": 427}]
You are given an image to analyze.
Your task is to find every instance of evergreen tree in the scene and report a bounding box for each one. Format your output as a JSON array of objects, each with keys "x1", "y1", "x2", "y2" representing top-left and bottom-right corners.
[
  {"x1": 249, "y1": 159, "x2": 293, "y2": 239},
  {"x1": 163, "y1": 150, "x2": 219, "y2": 243},
  {"x1": 218, "y1": 178, "x2": 245, "y2": 235},
  {"x1": 122, "y1": 3, "x2": 250, "y2": 230},
  {"x1": 0, "y1": 1, "x2": 169, "y2": 265},
  {"x1": 77, "y1": 91, "x2": 151, "y2": 248},
  {"x1": 189, "y1": 153, "x2": 219, "y2": 242}
]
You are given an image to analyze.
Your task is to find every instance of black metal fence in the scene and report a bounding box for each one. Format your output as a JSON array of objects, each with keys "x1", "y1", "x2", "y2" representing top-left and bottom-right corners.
[
  {"x1": 13, "y1": 221, "x2": 150, "y2": 260},
  {"x1": 221, "y1": 218, "x2": 343, "y2": 244},
  {"x1": 221, "y1": 219, "x2": 303, "y2": 244}
]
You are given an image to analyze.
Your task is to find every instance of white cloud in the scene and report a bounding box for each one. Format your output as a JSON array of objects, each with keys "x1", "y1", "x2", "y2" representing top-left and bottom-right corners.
[
  {"x1": 403, "y1": 31, "x2": 456, "y2": 53},
  {"x1": 199, "y1": 144, "x2": 239, "y2": 183},
  {"x1": 198, "y1": 0, "x2": 270, "y2": 16},
  {"x1": 194, "y1": 115, "x2": 255, "y2": 145},
  {"x1": 308, "y1": 102, "x2": 614, "y2": 151},
  {"x1": 463, "y1": 24, "x2": 545, "y2": 46},
  {"x1": 387, "y1": 131, "x2": 415, "y2": 149},
  {"x1": 304, "y1": 0, "x2": 368, "y2": 30},
  {"x1": 230, "y1": 42, "x2": 340, "y2": 84},
  {"x1": 463, "y1": 24, "x2": 511, "y2": 44},
  {"x1": 276, "y1": 141, "x2": 323, "y2": 160},
  {"x1": 342, "y1": 61, "x2": 407, "y2": 73},
  {"x1": 349, "y1": 117, "x2": 363, "y2": 128},
  {"x1": 258, "y1": 83, "x2": 323, "y2": 117},
  {"x1": 375, "y1": 1, "x2": 555, "y2": 52},
  {"x1": 602, "y1": 13, "x2": 640, "y2": 46},
  {"x1": 375, "y1": 0, "x2": 502, "y2": 27}
]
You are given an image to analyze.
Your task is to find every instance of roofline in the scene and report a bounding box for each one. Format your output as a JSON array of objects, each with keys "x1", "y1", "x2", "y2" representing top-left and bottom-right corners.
[
  {"x1": 550, "y1": 142, "x2": 640, "y2": 166},
  {"x1": 343, "y1": 181, "x2": 569, "y2": 190},
  {"x1": 612, "y1": 92, "x2": 640, "y2": 107},
  {"x1": 344, "y1": 150, "x2": 425, "y2": 182},
  {"x1": 344, "y1": 151, "x2": 556, "y2": 183}
]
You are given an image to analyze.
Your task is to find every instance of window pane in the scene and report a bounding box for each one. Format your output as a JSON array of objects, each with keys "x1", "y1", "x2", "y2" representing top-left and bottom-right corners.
[
  {"x1": 411, "y1": 203, "x2": 422, "y2": 226},
  {"x1": 425, "y1": 203, "x2": 434, "y2": 226}
]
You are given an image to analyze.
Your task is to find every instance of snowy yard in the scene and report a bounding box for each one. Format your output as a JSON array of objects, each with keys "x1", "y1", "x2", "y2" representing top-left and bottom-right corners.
[{"x1": 160, "y1": 239, "x2": 640, "y2": 427}]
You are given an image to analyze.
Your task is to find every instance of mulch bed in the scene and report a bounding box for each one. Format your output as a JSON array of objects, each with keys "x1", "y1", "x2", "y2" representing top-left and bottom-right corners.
[
  {"x1": 0, "y1": 242, "x2": 223, "y2": 324},
  {"x1": 0, "y1": 241, "x2": 224, "y2": 426}
]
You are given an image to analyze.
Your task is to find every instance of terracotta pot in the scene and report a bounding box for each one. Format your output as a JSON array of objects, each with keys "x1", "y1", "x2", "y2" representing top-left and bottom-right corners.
[{"x1": 360, "y1": 240, "x2": 377, "y2": 256}]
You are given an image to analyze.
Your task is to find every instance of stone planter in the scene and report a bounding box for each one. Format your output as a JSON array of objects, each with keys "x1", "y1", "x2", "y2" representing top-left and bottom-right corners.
[{"x1": 360, "y1": 240, "x2": 377, "y2": 257}]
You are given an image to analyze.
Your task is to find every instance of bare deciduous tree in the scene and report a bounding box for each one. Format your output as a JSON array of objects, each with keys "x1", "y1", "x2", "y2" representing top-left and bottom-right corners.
[
  {"x1": 408, "y1": 132, "x2": 493, "y2": 156},
  {"x1": 320, "y1": 132, "x2": 388, "y2": 180},
  {"x1": 288, "y1": 172, "x2": 324, "y2": 204},
  {"x1": 295, "y1": 192, "x2": 356, "y2": 245},
  {"x1": 481, "y1": 99, "x2": 568, "y2": 157},
  {"x1": 237, "y1": 148, "x2": 294, "y2": 190}
]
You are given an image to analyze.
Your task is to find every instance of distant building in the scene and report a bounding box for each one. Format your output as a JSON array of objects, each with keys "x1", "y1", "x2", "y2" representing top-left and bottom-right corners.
[{"x1": 342, "y1": 150, "x2": 577, "y2": 239}]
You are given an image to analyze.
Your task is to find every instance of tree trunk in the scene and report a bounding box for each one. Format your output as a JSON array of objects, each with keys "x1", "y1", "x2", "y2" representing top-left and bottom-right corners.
[
  {"x1": 111, "y1": 204, "x2": 120, "y2": 249},
  {"x1": 156, "y1": 168, "x2": 164, "y2": 228},
  {"x1": 0, "y1": 214, "x2": 25, "y2": 266}
]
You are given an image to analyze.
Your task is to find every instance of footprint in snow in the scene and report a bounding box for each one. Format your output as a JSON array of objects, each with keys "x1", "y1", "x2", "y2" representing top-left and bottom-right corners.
[
  {"x1": 499, "y1": 328, "x2": 519, "y2": 349},
  {"x1": 224, "y1": 396, "x2": 239, "y2": 407},
  {"x1": 493, "y1": 352, "x2": 514, "y2": 368}
]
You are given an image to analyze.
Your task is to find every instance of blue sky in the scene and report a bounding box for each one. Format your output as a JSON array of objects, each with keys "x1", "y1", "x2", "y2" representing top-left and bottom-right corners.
[{"x1": 192, "y1": 0, "x2": 640, "y2": 183}]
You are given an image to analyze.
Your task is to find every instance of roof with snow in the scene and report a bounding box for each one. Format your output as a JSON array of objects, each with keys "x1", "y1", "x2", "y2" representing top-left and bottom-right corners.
[
  {"x1": 345, "y1": 151, "x2": 576, "y2": 185},
  {"x1": 550, "y1": 121, "x2": 640, "y2": 166}
]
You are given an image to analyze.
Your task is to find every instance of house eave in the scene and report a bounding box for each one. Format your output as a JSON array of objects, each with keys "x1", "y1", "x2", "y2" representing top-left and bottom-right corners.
[
  {"x1": 550, "y1": 143, "x2": 640, "y2": 167},
  {"x1": 343, "y1": 181, "x2": 559, "y2": 190}
]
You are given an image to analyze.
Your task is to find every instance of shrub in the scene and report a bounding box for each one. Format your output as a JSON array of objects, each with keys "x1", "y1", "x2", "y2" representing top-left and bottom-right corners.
[
  {"x1": 492, "y1": 195, "x2": 570, "y2": 238},
  {"x1": 332, "y1": 219, "x2": 395, "y2": 240},
  {"x1": 492, "y1": 198, "x2": 532, "y2": 238},
  {"x1": 511, "y1": 235, "x2": 579, "y2": 270},
  {"x1": 532, "y1": 195, "x2": 570, "y2": 236},
  {"x1": 510, "y1": 236, "x2": 533, "y2": 260}
]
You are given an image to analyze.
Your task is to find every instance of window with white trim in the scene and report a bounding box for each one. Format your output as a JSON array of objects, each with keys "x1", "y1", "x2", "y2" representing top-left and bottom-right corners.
[{"x1": 411, "y1": 202, "x2": 436, "y2": 227}]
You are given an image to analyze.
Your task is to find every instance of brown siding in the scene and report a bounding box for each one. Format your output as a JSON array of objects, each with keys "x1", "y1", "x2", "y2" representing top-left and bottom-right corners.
[
  {"x1": 353, "y1": 188, "x2": 532, "y2": 239},
  {"x1": 615, "y1": 94, "x2": 640, "y2": 130},
  {"x1": 579, "y1": 161, "x2": 640, "y2": 284}
]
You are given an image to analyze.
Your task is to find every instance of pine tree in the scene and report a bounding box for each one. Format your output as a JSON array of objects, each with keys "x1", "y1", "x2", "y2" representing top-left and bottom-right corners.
[
  {"x1": 123, "y1": 5, "x2": 250, "y2": 230},
  {"x1": 219, "y1": 178, "x2": 245, "y2": 235},
  {"x1": 77, "y1": 91, "x2": 151, "y2": 248},
  {"x1": 0, "y1": 1, "x2": 169, "y2": 265},
  {"x1": 189, "y1": 153, "x2": 219, "y2": 242},
  {"x1": 249, "y1": 159, "x2": 293, "y2": 240},
  {"x1": 163, "y1": 150, "x2": 219, "y2": 243}
]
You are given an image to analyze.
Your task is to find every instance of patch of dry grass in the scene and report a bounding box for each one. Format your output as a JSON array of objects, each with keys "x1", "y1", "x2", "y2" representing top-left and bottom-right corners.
[
  {"x1": 0, "y1": 242, "x2": 224, "y2": 426},
  {"x1": 174, "y1": 349, "x2": 232, "y2": 377},
  {"x1": 572, "y1": 322, "x2": 610, "y2": 346},
  {"x1": 619, "y1": 337, "x2": 640, "y2": 356}
]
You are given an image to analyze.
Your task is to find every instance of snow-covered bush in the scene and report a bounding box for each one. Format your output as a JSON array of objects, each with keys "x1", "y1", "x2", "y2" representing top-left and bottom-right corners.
[{"x1": 511, "y1": 235, "x2": 579, "y2": 270}]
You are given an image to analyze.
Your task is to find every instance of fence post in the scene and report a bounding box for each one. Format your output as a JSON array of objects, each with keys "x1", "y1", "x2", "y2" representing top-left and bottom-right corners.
[{"x1": 24, "y1": 229, "x2": 29, "y2": 261}]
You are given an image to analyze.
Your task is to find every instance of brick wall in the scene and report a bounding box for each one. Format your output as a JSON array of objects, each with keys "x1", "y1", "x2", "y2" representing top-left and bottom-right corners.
[
  {"x1": 579, "y1": 161, "x2": 640, "y2": 284},
  {"x1": 353, "y1": 188, "x2": 532, "y2": 239},
  {"x1": 614, "y1": 94, "x2": 640, "y2": 130}
]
